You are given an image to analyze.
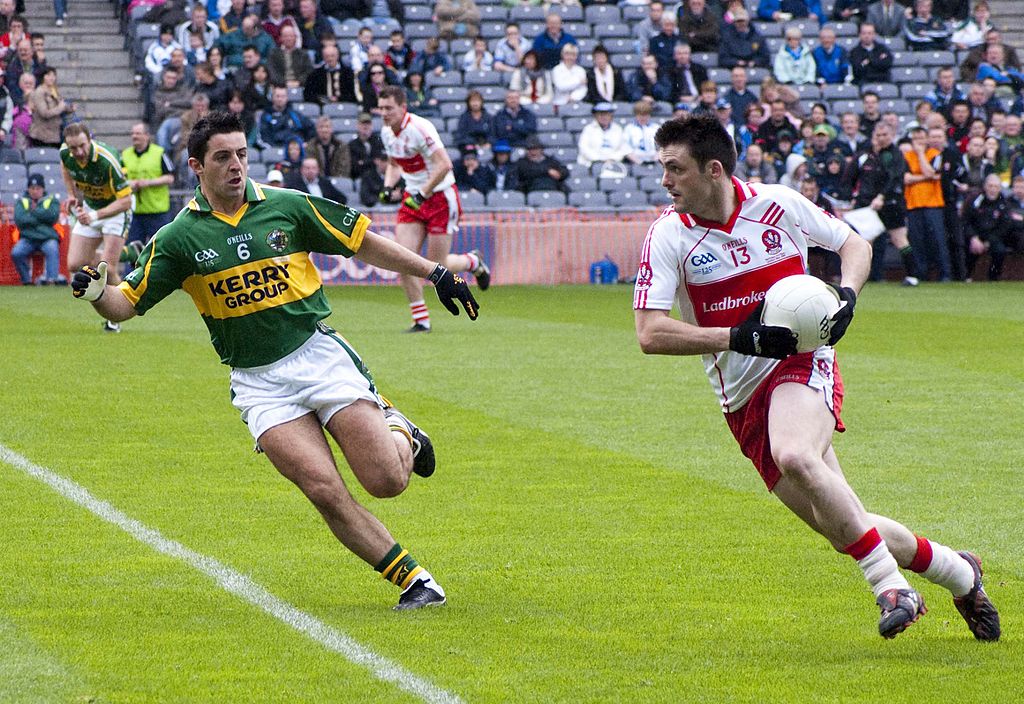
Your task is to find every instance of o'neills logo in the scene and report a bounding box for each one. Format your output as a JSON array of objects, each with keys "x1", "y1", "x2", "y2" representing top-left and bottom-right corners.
[
  {"x1": 701, "y1": 290, "x2": 765, "y2": 313},
  {"x1": 208, "y1": 263, "x2": 291, "y2": 308}
]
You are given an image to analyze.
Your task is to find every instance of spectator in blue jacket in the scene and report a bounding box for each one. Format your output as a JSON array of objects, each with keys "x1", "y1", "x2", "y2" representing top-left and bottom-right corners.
[
  {"x1": 491, "y1": 89, "x2": 537, "y2": 147},
  {"x1": 453, "y1": 143, "x2": 496, "y2": 196},
  {"x1": 647, "y1": 16, "x2": 680, "y2": 70},
  {"x1": 975, "y1": 44, "x2": 1024, "y2": 90},
  {"x1": 627, "y1": 54, "x2": 674, "y2": 104},
  {"x1": 11, "y1": 174, "x2": 62, "y2": 285},
  {"x1": 757, "y1": 0, "x2": 823, "y2": 22},
  {"x1": 529, "y1": 13, "x2": 577, "y2": 70},
  {"x1": 409, "y1": 36, "x2": 452, "y2": 77},
  {"x1": 719, "y1": 9, "x2": 770, "y2": 69},
  {"x1": 258, "y1": 84, "x2": 314, "y2": 147},
  {"x1": 813, "y1": 27, "x2": 851, "y2": 84}
]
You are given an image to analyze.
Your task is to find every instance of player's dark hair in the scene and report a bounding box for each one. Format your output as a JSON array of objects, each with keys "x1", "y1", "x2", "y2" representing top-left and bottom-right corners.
[
  {"x1": 379, "y1": 84, "x2": 406, "y2": 104},
  {"x1": 62, "y1": 121, "x2": 89, "y2": 140},
  {"x1": 187, "y1": 110, "x2": 245, "y2": 162},
  {"x1": 654, "y1": 115, "x2": 737, "y2": 176}
]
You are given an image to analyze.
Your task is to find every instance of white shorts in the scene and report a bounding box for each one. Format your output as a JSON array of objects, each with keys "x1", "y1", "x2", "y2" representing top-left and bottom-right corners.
[
  {"x1": 229, "y1": 324, "x2": 383, "y2": 441},
  {"x1": 72, "y1": 209, "x2": 131, "y2": 239}
]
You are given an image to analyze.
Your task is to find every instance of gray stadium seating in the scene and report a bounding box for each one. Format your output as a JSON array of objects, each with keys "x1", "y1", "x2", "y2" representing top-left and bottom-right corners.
[
  {"x1": 487, "y1": 190, "x2": 526, "y2": 208},
  {"x1": 568, "y1": 190, "x2": 609, "y2": 208},
  {"x1": 460, "y1": 190, "x2": 487, "y2": 210},
  {"x1": 526, "y1": 190, "x2": 568, "y2": 208},
  {"x1": 585, "y1": 5, "x2": 621, "y2": 23},
  {"x1": 609, "y1": 190, "x2": 649, "y2": 209},
  {"x1": 24, "y1": 148, "x2": 60, "y2": 164}
]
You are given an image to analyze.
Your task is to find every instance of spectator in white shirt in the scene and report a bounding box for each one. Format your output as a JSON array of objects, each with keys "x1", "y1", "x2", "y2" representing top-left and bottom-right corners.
[
  {"x1": 462, "y1": 37, "x2": 494, "y2": 72},
  {"x1": 551, "y1": 43, "x2": 587, "y2": 106},
  {"x1": 145, "y1": 24, "x2": 182, "y2": 78},
  {"x1": 623, "y1": 100, "x2": 661, "y2": 164},
  {"x1": 349, "y1": 27, "x2": 374, "y2": 75},
  {"x1": 577, "y1": 102, "x2": 631, "y2": 167}
]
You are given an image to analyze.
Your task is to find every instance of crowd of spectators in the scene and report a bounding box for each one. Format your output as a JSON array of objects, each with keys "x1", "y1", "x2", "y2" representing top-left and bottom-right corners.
[{"x1": 2, "y1": 0, "x2": 1021, "y2": 282}]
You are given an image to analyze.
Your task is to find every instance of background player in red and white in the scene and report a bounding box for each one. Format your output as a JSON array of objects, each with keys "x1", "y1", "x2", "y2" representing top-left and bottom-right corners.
[
  {"x1": 377, "y1": 86, "x2": 491, "y2": 333},
  {"x1": 633, "y1": 115, "x2": 999, "y2": 641}
]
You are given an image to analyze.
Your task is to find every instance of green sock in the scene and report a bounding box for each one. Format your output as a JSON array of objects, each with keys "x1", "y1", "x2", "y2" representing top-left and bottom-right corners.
[{"x1": 375, "y1": 543, "x2": 424, "y2": 590}]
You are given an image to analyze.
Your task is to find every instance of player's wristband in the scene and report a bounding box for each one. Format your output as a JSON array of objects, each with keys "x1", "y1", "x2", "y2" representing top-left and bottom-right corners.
[{"x1": 87, "y1": 209, "x2": 99, "y2": 221}]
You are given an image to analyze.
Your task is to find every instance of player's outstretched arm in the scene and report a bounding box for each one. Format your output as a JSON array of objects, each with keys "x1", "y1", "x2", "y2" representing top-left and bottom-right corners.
[
  {"x1": 828, "y1": 230, "x2": 872, "y2": 345},
  {"x1": 70, "y1": 262, "x2": 138, "y2": 323},
  {"x1": 356, "y1": 231, "x2": 479, "y2": 319},
  {"x1": 635, "y1": 309, "x2": 732, "y2": 356}
]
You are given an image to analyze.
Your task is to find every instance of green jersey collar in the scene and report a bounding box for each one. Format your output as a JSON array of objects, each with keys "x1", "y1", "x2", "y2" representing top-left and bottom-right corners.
[{"x1": 187, "y1": 178, "x2": 267, "y2": 213}]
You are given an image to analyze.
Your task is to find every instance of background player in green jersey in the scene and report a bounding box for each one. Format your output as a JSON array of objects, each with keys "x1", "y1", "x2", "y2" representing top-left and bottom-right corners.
[
  {"x1": 71, "y1": 111, "x2": 480, "y2": 610},
  {"x1": 61, "y1": 122, "x2": 135, "y2": 332}
]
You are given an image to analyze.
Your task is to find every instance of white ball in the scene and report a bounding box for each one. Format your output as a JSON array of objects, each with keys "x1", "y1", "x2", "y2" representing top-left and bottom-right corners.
[{"x1": 761, "y1": 275, "x2": 843, "y2": 353}]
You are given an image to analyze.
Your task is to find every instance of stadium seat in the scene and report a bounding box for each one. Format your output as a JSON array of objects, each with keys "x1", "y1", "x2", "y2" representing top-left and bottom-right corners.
[
  {"x1": 622, "y1": 4, "x2": 648, "y2": 21},
  {"x1": 435, "y1": 87, "x2": 470, "y2": 103},
  {"x1": 901, "y1": 83, "x2": 932, "y2": 100},
  {"x1": 510, "y1": 5, "x2": 546, "y2": 22},
  {"x1": 602, "y1": 38, "x2": 633, "y2": 55},
  {"x1": 648, "y1": 191, "x2": 669, "y2": 206},
  {"x1": 536, "y1": 116, "x2": 564, "y2": 133},
  {"x1": 567, "y1": 175, "x2": 598, "y2": 192},
  {"x1": 322, "y1": 103, "x2": 359, "y2": 119},
  {"x1": 330, "y1": 117, "x2": 359, "y2": 133},
  {"x1": 24, "y1": 147, "x2": 60, "y2": 164},
  {"x1": 460, "y1": 190, "x2": 487, "y2": 210},
  {"x1": 694, "y1": 52, "x2": 718, "y2": 67},
  {"x1": 831, "y1": 99, "x2": 861, "y2": 114},
  {"x1": 920, "y1": 50, "x2": 955, "y2": 66},
  {"x1": 44, "y1": 176, "x2": 66, "y2": 196},
  {"x1": 465, "y1": 70, "x2": 503, "y2": 87},
  {"x1": 609, "y1": 190, "x2": 649, "y2": 209},
  {"x1": 292, "y1": 102, "x2": 320, "y2": 118},
  {"x1": 559, "y1": 102, "x2": 592, "y2": 118},
  {"x1": 599, "y1": 176, "x2": 636, "y2": 192},
  {"x1": 287, "y1": 87, "x2": 304, "y2": 103},
  {"x1": 261, "y1": 146, "x2": 286, "y2": 164},
  {"x1": 708, "y1": 67, "x2": 731, "y2": 84},
  {"x1": 838, "y1": 36, "x2": 859, "y2": 51},
  {"x1": 568, "y1": 190, "x2": 609, "y2": 208},
  {"x1": 614, "y1": 53, "x2": 642, "y2": 70},
  {"x1": 476, "y1": 86, "x2": 505, "y2": 102},
  {"x1": 481, "y1": 21, "x2": 507, "y2": 39},
  {"x1": 28, "y1": 162, "x2": 61, "y2": 178},
  {"x1": 0, "y1": 162, "x2": 26, "y2": 180},
  {"x1": 767, "y1": 38, "x2": 783, "y2": 54},
  {"x1": 564, "y1": 116, "x2": 589, "y2": 134},
  {"x1": 746, "y1": 68, "x2": 769, "y2": 84},
  {"x1": 526, "y1": 190, "x2": 568, "y2": 208},
  {"x1": 405, "y1": 23, "x2": 436, "y2": 40},
  {"x1": 891, "y1": 52, "x2": 916, "y2": 67},
  {"x1": 893, "y1": 67, "x2": 930, "y2": 84},
  {"x1": 530, "y1": 103, "x2": 557, "y2": 117},
  {"x1": 831, "y1": 21, "x2": 857, "y2": 36},
  {"x1": 0, "y1": 147, "x2": 23, "y2": 163},
  {"x1": 479, "y1": 5, "x2": 508, "y2": 21},
  {"x1": 0, "y1": 175, "x2": 20, "y2": 192},
  {"x1": 564, "y1": 162, "x2": 588, "y2": 177},
  {"x1": 427, "y1": 72, "x2": 463, "y2": 87},
  {"x1": 541, "y1": 131, "x2": 575, "y2": 148},
  {"x1": 863, "y1": 83, "x2": 900, "y2": 98},
  {"x1": 785, "y1": 19, "x2": 819, "y2": 35},
  {"x1": 248, "y1": 163, "x2": 267, "y2": 180},
  {"x1": 595, "y1": 23, "x2": 631, "y2": 39},
  {"x1": 585, "y1": 5, "x2": 621, "y2": 23},
  {"x1": 564, "y1": 23, "x2": 591, "y2": 39},
  {"x1": 550, "y1": 146, "x2": 578, "y2": 163},
  {"x1": 881, "y1": 98, "x2": 911, "y2": 113},
  {"x1": 553, "y1": 5, "x2": 583, "y2": 21},
  {"x1": 822, "y1": 83, "x2": 858, "y2": 100},
  {"x1": 631, "y1": 163, "x2": 661, "y2": 179},
  {"x1": 440, "y1": 102, "x2": 467, "y2": 118},
  {"x1": 753, "y1": 21, "x2": 782, "y2": 37},
  {"x1": 450, "y1": 38, "x2": 474, "y2": 55},
  {"x1": 520, "y1": 22, "x2": 544, "y2": 37},
  {"x1": 487, "y1": 190, "x2": 526, "y2": 207},
  {"x1": 405, "y1": 5, "x2": 431, "y2": 20},
  {"x1": 795, "y1": 84, "x2": 821, "y2": 99}
]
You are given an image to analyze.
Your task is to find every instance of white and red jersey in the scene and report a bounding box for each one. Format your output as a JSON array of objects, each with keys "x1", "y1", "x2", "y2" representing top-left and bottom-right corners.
[
  {"x1": 381, "y1": 111, "x2": 455, "y2": 195},
  {"x1": 633, "y1": 178, "x2": 851, "y2": 412}
]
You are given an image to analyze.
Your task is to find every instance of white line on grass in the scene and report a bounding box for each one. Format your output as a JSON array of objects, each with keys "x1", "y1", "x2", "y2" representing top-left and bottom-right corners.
[{"x1": 0, "y1": 443, "x2": 464, "y2": 704}]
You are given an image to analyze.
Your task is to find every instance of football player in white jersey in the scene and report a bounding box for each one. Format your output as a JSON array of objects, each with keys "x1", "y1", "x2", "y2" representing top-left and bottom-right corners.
[
  {"x1": 377, "y1": 86, "x2": 491, "y2": 333},
  {"x1": 633, "y1": 115, "x2": 999, "y2": 641}
]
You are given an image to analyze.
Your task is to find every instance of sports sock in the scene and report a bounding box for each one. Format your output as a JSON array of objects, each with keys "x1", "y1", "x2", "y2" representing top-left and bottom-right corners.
[
  {"x1": 845, "y1": 528, "x2": 910, "y2": 598},
  {"x1": 464, "y1": 251, "x2": 480, "y2": 273},
  {"x1": 907, "y1": 535, "x2": 975, "y2": 597},
  {"x1": 375, "y1": 543, "x2": 425, "y2": 590},
  {"x1": 899, "y1": 246, "x2": 916, "y2": 277},
  {"x1": 409, "y1": 300, "x2": 430, "y2": 329}
]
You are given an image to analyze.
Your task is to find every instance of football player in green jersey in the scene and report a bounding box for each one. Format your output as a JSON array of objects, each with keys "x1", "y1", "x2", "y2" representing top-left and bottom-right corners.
[
  {"x1": 61, "y1": 122, "x2": 135, "y2": 332},
  {"x1": 72, "y1": 111, "x2": 479, "y2": 610}
]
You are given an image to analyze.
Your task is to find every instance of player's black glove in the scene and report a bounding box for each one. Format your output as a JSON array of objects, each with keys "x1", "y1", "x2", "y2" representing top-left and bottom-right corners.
[
  {"x1": 428, "y1": 264, "x2": 479, "y2": 320},
  {"x1": 729, "y1": 301, "x2": 797, "y2": 359},
  {"x1": 378, "y1": 188, "x2": 392, "y2": 204},
  {"x1": 403, "y1": 191, "x2": 426, "y2": 210},
  {"x1": 826, "y1": 284, "x2": 857, "y2": 346},
  {"x1": 71, "y1": 261, "x2": 108, "y2": 301}
]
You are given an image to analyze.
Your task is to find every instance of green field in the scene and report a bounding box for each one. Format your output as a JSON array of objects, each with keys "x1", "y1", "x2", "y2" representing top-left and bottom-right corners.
[{"x1": 0, "y1": 282, "x2": 1021, "y2": 703}]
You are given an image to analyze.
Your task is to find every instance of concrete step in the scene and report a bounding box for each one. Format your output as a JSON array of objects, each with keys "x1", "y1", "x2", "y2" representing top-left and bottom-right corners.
[
  {"x1": 60, "y1": 71, "x2": 138, "y2": 87},
  {"x1": 46, "y1": 51, "x2": 131, "y2": 68},
  {"x1": 43, "y1": 19, "x2": 124, "y2": 34},
  {"x1": 78, "y1": 102, "x2": 144, "y2": 119}
]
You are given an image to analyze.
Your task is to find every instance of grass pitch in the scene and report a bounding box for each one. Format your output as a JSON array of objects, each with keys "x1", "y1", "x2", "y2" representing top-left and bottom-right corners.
[{"x1": 0, "y1": 281, "x2": 1021, "y2": 703}]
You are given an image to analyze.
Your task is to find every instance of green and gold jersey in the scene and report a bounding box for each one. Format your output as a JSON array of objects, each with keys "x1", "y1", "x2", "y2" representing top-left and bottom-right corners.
[
  {"x1": 118, "y1": 179, "x2": 370, "y2": 368},
  {"x1": 59, "y1": 140, "x2": 132, "y2": 210}
]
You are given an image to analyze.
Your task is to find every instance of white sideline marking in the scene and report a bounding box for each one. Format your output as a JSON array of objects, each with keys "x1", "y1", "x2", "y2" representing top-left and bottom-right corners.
[{"x1": 0, "y1": 443, "x2": 464, "y2": 704}]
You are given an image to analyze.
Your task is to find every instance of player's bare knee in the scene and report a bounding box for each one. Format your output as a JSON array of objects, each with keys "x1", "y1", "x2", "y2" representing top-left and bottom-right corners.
[
  {"x1": 300, "y1": 476, "x2": 345, "y2": 512},
  {"x1": 364, "y1": 468, "x2": 408, "y2": 499},
  {"x1": 773, "y1": 448, "x2": 821, "y2": 487}
]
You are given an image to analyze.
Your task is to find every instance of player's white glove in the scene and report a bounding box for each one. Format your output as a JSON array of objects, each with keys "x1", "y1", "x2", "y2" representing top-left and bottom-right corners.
[{"x1": 71, "y1": 261, "x2": 108, "y2": 301}]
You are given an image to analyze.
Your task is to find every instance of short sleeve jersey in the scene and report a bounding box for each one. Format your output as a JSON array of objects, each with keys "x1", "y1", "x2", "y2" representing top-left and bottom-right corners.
[
  {"x1": 59, "y1": 140, "x2": 132, "y2": 210},
  {"x1": 633, "y1": 178, "x2": 851, "y2": 412},
  {"x1": 118, "y1": 179, "x2": 371, "y2": 368},
  {"x1": 381, "y1": 111, "x2": 456, "y2": 194}
]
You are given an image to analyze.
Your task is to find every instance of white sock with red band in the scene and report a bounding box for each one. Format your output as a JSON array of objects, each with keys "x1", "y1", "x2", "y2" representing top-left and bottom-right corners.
[
  {"x1": 845, "y1": 528, "x2": 910, "y2": 598},
  {"x1": 908, "y1": 535, "x2": 975, "y2": 597},
  {"x1": 410, "y1": 300, "x2": 430, "y2": 328},
  {"x1": 465, "y1": 251, "x2": 480, "y2": 272}
]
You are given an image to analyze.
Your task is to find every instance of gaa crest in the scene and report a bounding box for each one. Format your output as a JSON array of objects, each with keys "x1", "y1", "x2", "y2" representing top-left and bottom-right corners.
[
  {"x1": 266, "y1": 228, "x2": 289, "y2": 252},
  {"x1": 761, "y1": 229, "x2": 782, "y2": 255}
]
